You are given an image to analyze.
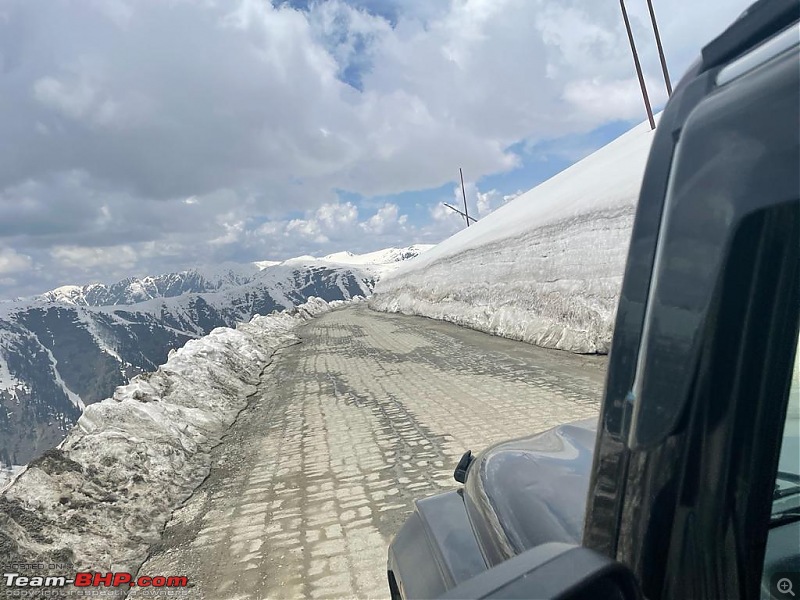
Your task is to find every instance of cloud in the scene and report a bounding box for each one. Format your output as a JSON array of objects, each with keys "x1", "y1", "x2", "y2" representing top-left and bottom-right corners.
[
  {"x1": 282, "y1": 202, "x2": 361, "y2": 244},
  {"x1": 563, "y1": 77, "x2": 665, "y2": 122},
  {"x1": 0, "y1": 248, "x2": 33, "y2": 274},
  {"x1": 51, "y1": 244, "x2": 138, "y2": 270},
  {"x1": 270, "y1": 200, "x2": 408, "y2": 244},
  {"x1": 285, "y1": 218, "x2": 327, "y2": 244},
  {"x1": 0, "y1": 0, "x2": 750, "y2": 204},
  {"x1": 438, "y1": 181, "x2": 520, "y2": 224},
  {"x1": 476, "y1": 189, "x2": 521, "y2": 218},
  {"x1": 316, "y1": 202, "x2": 360, "y2": 231},
  {"x1": 360, "y1": 203, "x2": 406, "y2": 235},
  {"x1": 0, "y1": 0, "x2": 752, "y2": 297},
  {"x1": 33, "y1": 77, "x2": 98, "y2": 121}
]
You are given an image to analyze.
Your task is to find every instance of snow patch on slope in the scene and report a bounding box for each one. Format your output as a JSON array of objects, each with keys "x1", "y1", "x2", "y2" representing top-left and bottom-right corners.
[
  {"x1": 46, "y1": 285, "x2": 86, "y2": 305},
  {"x1": 33, "y1": 335, "x2": 86, "y2": 411},
  {"x1": 0, "y1": 465, "x2": 25, "y2": 492},
  {"x1": 0, "y1": 296, "x2": 357, "y2": 586},
  {"x1": 253, "y1": 260, "x2": 281, "y2": 270},
  {"x1": 74, "y1": 307, "x2": 123, "y2": 363},
  {"x1": 371, "y1": 118, "x2": 658, "y2": 353},
  {"x1": 267, "y1": 245, "x2": 434, "y2": 278},
  {"x1": 323, "y1": 245, "x2": 434, "y2": 265},
  {"x1": 0, "y1": 351, "x2": 17, "y2": 391},
  {"x1": 322, "y1": 245, "x2": 435, "y2": 277}
]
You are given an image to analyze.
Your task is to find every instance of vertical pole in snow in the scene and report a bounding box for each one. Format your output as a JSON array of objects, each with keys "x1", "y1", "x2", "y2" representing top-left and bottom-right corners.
[
  {"x1": 459, "y1": 168, "x2": 471, "y2": 228},
  {"x1": 646, "y1": 0, "x2": 672, "y2": 96},
  {"x1": 620, "y1": 0, "x2": 656, "y2": 130}
]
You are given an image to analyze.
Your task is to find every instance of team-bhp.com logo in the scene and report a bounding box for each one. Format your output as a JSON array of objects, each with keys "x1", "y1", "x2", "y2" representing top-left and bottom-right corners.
[{"x1": 4, "y1": 572, "x2": 188, "y2": 589}]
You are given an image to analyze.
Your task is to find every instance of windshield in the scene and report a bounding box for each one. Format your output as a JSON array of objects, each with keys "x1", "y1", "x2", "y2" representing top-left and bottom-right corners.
[{"x1": 771, "y1": 331, "x2": 800, "y2": 523}]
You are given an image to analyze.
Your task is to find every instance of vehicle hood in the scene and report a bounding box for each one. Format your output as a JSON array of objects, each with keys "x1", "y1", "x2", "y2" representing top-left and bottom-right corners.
[{"x1": 463, "y1": 418, "x2": 598, "y2": 565}]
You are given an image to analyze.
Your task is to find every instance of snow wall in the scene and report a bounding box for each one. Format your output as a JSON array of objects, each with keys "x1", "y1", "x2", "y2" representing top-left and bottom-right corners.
[{"x1": 370, "y1": 119, "x2": 658, "y2": 354}]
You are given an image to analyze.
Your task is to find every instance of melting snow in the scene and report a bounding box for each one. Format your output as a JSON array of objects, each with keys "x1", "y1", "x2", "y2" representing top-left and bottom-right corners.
[
  {"x1": 0, "y1": 297, "x2": 358, "y2": 577},
  {"x1": 0, "y1": 465, "x2": 24, "y2": 493}
]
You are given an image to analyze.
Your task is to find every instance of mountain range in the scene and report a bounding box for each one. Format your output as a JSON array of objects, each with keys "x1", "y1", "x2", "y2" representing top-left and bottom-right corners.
[{"x1": 0, "y1": 246, "x2": 431, "y2": 467}]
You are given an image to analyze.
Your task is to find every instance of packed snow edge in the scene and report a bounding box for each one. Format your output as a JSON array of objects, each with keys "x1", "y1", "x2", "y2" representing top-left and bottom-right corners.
[
  {"x1": 0, "y1": 296, "x2": 363, "y2": 585},
  {"x1": 370, "y1": 119, "x2": 658, "y2": 354}
]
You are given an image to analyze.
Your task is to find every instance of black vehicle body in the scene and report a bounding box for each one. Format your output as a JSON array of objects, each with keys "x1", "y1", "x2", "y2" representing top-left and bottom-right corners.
[{"x1": 388, "y1": 1, "x2": 800, "y2": 598}]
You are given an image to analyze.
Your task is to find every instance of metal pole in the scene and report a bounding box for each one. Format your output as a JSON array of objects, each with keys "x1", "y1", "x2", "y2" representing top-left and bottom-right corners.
[
  {"x1": 443, "y1": 203, "x2": 478, "y2": 224},
  {"x1": 459, "y1": 168, "x2": 471, "y2": 227},
  {"x1": 646, "y1": 0, "x2": 672, "y2": 96},
  {"x1": 620, "y1": 0, "x2": 655, "y2": 130}
]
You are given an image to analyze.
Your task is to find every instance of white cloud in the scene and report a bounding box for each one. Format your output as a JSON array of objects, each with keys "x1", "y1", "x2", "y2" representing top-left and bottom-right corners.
[
  {"x1": 0, "y1": 0, "x2": 753, "y2": 297},
  {"x1": 444, "y1": 181, "x2": 519, "y2": 223},
  {"x1": 90, "y1": 0, "x2": 134, "y2": 29},
  {"x1": 431, "y1": 202, "x2": 460, "y2": 223},
  {"x1": 286, "y1": 218, "x2": 328, "y2": 244},
  {"x1": 316, "y1": 202, "x2": 359, "y2": 231},
  {"x1": 0, "y1": 248, "x2": 32, "y2": 274},
  {"x1": 32, "y1": 74, "x2": 146, "y2": 129},
  {"x1": 51, "y1": 245, "x2": 137, "y2": 269},
  {"x1": 5, "y1": 0, "x2": 748, "y2": 207},
  {"x1": 282, "y1": 202, "x2": 361, "y2": 244},
  {"x1": 476, "y1": 189, "x2": 520, "y2": 217},
  {"x1": 33, "y1": 77, "x2": 97, "y2": 121},
  {"x1": 254, "y1": 200, "x2": 412, "y2": 250},
  {"x1": 360, "y1": 203, "x2": 406, "y2": 235},
  {"x1": 562, "y1": 76, "x2": 665, "y2": 122},
  {"x1": 210, "y1": 220, "x2": 247, "y2": 246},
  {"x1": 307, "y1": 0, "x2": 393, "y2": 83}
]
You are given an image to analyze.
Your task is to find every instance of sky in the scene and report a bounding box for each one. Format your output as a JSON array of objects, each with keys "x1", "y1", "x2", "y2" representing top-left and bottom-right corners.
[{"x1": 0, "y1": 0, "x2": 752, "y2": 298}]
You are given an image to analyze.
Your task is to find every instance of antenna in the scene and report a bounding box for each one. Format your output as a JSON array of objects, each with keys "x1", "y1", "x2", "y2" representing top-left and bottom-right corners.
[
  {"x1": 646, "y1": 0, "x2": 672, "y2": 96},
  {"x1": 442, "y1": 203, "x2": 478, "y2": 225},
  {"x1": 620, "y1": 0, "x2": 655, "y2": 130},
  {"x1": 459, "y1": 168, "x2": 471, "y2": 227}
]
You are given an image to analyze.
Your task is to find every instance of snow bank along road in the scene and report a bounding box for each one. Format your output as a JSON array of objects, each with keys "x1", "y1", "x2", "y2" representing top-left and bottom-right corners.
[
  {"x1": 371, "y1": 118, "x2": 658, "y2": 354},
  {"x1": 133, "y1": 303, "x2": 607, "y2": 599}
]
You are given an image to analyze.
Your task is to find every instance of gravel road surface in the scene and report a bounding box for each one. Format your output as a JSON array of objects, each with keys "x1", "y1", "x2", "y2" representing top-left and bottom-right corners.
[{"x1": 130, "y1": 304, "x2": 607, "y2": 600}]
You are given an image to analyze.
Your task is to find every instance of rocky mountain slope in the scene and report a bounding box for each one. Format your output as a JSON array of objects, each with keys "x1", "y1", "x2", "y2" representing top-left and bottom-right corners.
[
  {"x1": 0, "y1": 247, "x2": 429, "y2": 467},
  {"x1": 38, "y1": 263, "x2": 260, "y2": 307},
  {"x1": 0, "y1": 297, "x2": 344, "y2": 598}
]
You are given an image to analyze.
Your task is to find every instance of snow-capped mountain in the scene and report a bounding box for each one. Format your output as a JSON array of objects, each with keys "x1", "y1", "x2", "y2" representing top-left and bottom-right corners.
[
  {"x1": 321, "y1": 245, "x2": 435, "y2": 276},
  {"x1": 38, "y1": 263, "x2": 261, "y2": 306},
  {"x1": 34, "y1": 246, "x2": 433, "y2": 306},
  {"x1": 371, "y1": 118, "x2": 657, "y2": 354},
  {"x1": 0, "y1": 247, "x2": 429, "y2": 467}
]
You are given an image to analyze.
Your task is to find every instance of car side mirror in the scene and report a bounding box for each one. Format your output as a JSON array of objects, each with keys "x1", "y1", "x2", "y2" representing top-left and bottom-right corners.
[{"x1": 438, "y1": 543, "x2": 642, "y2": 599}]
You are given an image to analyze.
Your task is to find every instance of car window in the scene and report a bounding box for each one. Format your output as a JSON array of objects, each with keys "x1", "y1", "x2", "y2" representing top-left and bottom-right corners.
[
  {"x1": 771, "y1": 331, "x2": 800, "y2": 523},
  {"x1": 762, "y1": 329, "x2": 800, "y2": 599}
]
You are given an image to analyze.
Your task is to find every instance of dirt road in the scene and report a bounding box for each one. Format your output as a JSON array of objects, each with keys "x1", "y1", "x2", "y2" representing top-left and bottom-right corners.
[{"x1": 131, "y1": 304, "x2": 607, "y2": 599}]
